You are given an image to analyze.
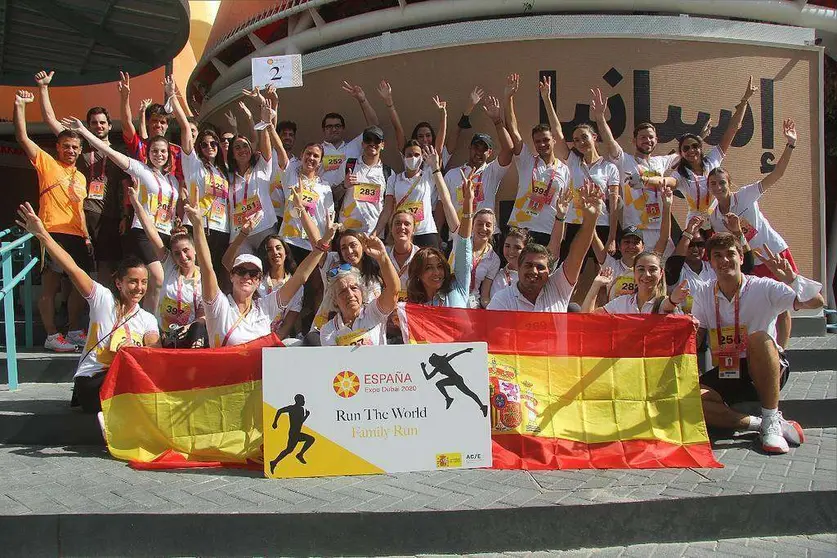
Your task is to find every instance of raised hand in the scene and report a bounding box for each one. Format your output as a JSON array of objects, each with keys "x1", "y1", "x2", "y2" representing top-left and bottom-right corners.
[
  {"x1": 670, "y1": 280, "x2": 690, "y2": 305},
  {"x1": 482, "y1": 95, "x2": 502, "y2": 122},
  {"x1": 290, "y1": 185, "x2": 305, "y2": 211},
  {"x1": 504, "y1": 73, "x2": 519, "y2": 99},
  {"x1": 376, "y1": 80, "x2": 394, "y2": 105},
  {"x1": 741, "y1": 75, "x2": 758, "y2": 102},
  {"x1": 686, "y1": 215, "x2": 705, "y2": 235},
  {"x1": 34, "y1": 70, "x2": 54, "y2": 87},
  {"x1": 139, "y1": 98, "x2": 152, "y2": 114},
  {"x1": 259, "y1": 100, "x2": 275, "y2": 124},
  {"x1": 469, "y1": 86, "x2": 484, "y2": 108},
  {"x1": 224, "y1": 110, "x2": 237, "y2": 129},
  {"x1": 593, "y1": 266, "x2": 614, "y2": 287},
  {"x1": 163, "y1": 75, "x2": 175, "y2": 98},
  {"x1": 241, "y1": 215, "x2": 258, "y2": 236},
  {"x1": 15, "y1": 203, "x2": 47, "y2": 238},
  {"x1": 538, "y1": 75, "x2": 551, "y2": 99},
  {"x1": 460, "y1": 167, "x2": 476, "y2": 206},
  {"x1": 323, "y1": 222, "x2": 344, "y2": 244},
  {"x1": 361, "y1": 233, "x2": 386, "y2": 260},
  {"x1": 555, "y1": 187, "x2": 573, "y2": 220},
  {"x1": 423, "y1": 145, "x2": 440, "y2": 170},
  {"x1": 432, "y1": 95, "x2": 446, "y2": 112},
  {"x1": 237, "y1": 101, "x2": 252, "y2": 120},
  {"x1": 241, "y1": 87, "x2": 260, "y2": 99},
  {"x1": 722, "y1": 212, "x2": 742, "y2": 236},
  {"x1": 183, "y1": 199, "x2": 202, "y2": 227},
  {"x1": 700, "y1": 117, "x2": 713, "y2": 140},
  {"x1": 579, "y1": 182, "x2": 603, "y2": 220},
  {"x1": 661, "y1": 184, "x2": 674, "y2": 208},
  {"x1": 59, "y1": 116, "x2": 84, "y2": 131},
  {"x1": 783, "y1": 118, "x2": 797, "y2": 146},
  {"x1": 263, "y1": 84, "x2": 278, "y2": 105},
  {"x1": 118, "y1": 71, "x2": 130, "y2": 98},
  {"x1": 753, "y1": 245, "x2": 795, "y2": 285},
  {"x1": 589, "y1": 88, "x2": 607, "y2": 120},
  {"x1": 15, "y1": 90, "x2": 34, "y2": 105},
  {"x1": 341, "y1": 80, "x2": 366, "y2": 102}
]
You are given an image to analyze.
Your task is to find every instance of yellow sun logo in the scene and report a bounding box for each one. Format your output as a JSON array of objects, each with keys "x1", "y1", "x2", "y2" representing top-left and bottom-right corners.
[
  {"x1": 333, "y1": 371, "x2": 360, "y2": 398},
  {"x1": 267, "y1": 58, "x2": 274, "y2": 65}
]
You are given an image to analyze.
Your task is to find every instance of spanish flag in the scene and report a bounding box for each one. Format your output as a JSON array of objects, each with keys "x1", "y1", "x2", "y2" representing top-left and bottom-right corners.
[
  {"x1": 100, "y1": 334, "x2": 280, "y2": 469},
  {"x1": 401, "y1": 305, "x2": 720, "y2": 469}
]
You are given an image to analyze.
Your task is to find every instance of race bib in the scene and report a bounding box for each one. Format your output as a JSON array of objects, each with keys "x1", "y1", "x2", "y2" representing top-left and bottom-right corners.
[
  {"x1": 528, "y1": 180, "x2": 555, "y2": 208},
  {"x1": 354, "y1": 182, "x2": 381, "y2": 204},
  {"x1": 161, "y1": 295, "x2": 191, "y2": 326},
  {"x1": 299, "y1": 187, "x2": 319, "y2": 215},
  {"x1": 322, "y1": 154, "x2": 345, "y2": 173},
  {"x1": 233, "y1": 197, "x2": 264, "y2": 229},
  {"x1": 399, "y1": 201, "x2": 424, "y2": 223},
  {"x1": 88, "y1": 180, "x2": 105, "y2": 201},
  {"x1": 646, "y1": 202, "x2": 661, "y2": 223},
  {"x1": 209, "y1": 199, "x2": 227, "y2": 225},
  {"x1": 740, "y1": 218, "x2": 758, "y2": 242},
  {"x1": 336, "y1": 328, "x2": 373, "y2": 347},
  {"x1": 108, "y1": 327, "x2": 141, "y2": 353},
  {"x1": 709, "y1": 325, "x2": 748, "y2": 367},
  {"x1": 611, "y1": 275, "x2": 637, "y2": 298},
  {"x1": 155, "y1": 205, "x2": 173, "y2": 232}
]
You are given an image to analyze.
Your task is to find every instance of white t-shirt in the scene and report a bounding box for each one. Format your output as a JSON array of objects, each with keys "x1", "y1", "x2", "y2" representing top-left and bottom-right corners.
[
  {"x1": 278, "y1": 160, "x2": 335, "y2": 251},
  {"x1": 320, "y1": 299, "x2": 390, "y2": 346},
  {"x1": 602, "y1": 293, "x2": 680, "y2": 314},
  {"x1": 157, "y1": 256, "x2": 203, "y2": 330},
  {"x1": 204, "y1": 291, "x2": 287, "y2": 348},
  {"x1": 691, "y1": 275, "x2": 796, "y2": 356},
  {"x1": 314, "y1": 252, "x2": 383, "y2": 330},
  {"x1": 602, "y1": 254, "x2": 636, "y2": 301},
  {"x1": 181, "y1": 150, "x2": 230, "y2": 233},
  {"x1": 387, "y1": 244, "x2": 419, "y2": 301},
  {"x1": 341, "y1": 157, "x2": 387, "y2": 234},
  {"x1": 386, "y1": 167, "x2": 438, "y2": 236},
  {"x1": 229, "y1": 155, "x2": 277, "y2": 237},
  {"x1": 490, "y1": 266, "x2": 518, "y2": 301},
  {"x1": 445, "y1": 159, "x2": 510, "y2": 218},
  {"x1": 320, "y1": 135, "x2": 363, "y2": 187},
  {"x1": 707, "y1": 182, "x2": 788, "y2": 255},
  {"x1": 508, "y1": 144, "x2": 570, "y2": 235},
  {"x1": 671, "y1": 146, "x2": 725, "y2": 221},
  {"x1": 269, "y1": 152, "x2": 297, "y2": 222},
  {"x1": 127, "y1": 159, "x2": 179, "y2": 236},
  {"x1": 76, "y1": 283, "x2": 159, "y2": 378},
  {"x1": 614, "y1": 150, "x2": 678, "y2": 230},
  {"x1": 256, "y1": 274, "x2": 303, "y2": 336},
  {"x1": 468, "y1": 246, "x2": 501, "y2": 303},
  {"x1": 565, "y1": 152, "x2": 620, "y2": 226},
  {"x1": 487, "y1": 264, "x2": 575, "y2": 312}
]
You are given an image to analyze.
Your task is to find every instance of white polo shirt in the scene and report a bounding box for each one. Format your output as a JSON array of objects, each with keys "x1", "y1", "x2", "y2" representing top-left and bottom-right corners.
[
  {"x1": 490, "y1": 266, "x2": 518, "y2": 301},
  {"x1": 707, "y1": 181, "x2": 788, "y2": 255},
  {"x1": 127, "y1": 159, "x2": 179, "y2": 236},
  {"x1": 613, "y1": 150, "x2": 678, "y2": 230},
  {"x1": 469, "y1": 247, "x2": 501, "y2": 298},
  {"x1": 671, "y1": 146, "x2": 725, "y2": 221},
  {"x1": 487, "y1": 264, "x2": 575, "y2": 312},
  {"x1": 204, "y1": 290, "x2": 287, "y2": 348},
  {"x1": 508, "y1": 144, "x2": 570, "y2": 235},
  {"x1": 565, "y1": 152, "x2": 620, "y2": 226},
  {"x1": 319, "y1": 135, "x2": 363, "y2": 187},
  {"x1": 278, "y1": 160, "x2": 335, "y2": 251},
  {"x1": 385, "y1": 167, "x2": 438, "y2": 236},
  {"x1": 320, "y1": 299, "x2": 390, "y2": 346},
  {"x1": 340, "y1": 157, "x2": 387, "y2": 234},
  {"x1": 445, "y1": 159, "x2": 510, "y2": 217},
  {"x1": 691, "y1": 275, "x2": 796, "y2": 355},
  {"x1": 229, "y1": 155, "x2": 277, "y2": 237}
]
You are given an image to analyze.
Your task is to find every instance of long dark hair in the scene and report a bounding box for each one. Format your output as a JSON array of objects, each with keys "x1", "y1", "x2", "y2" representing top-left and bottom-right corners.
[
  {"x1": 196, "y1": 128, "x2": 228, "y2": 175},
  {"x1": 110, "y1": 255, "x2": 147, "y2": 298},
  {"x1": 225, "y1": 134, "x2": 258, "y2": 176},
  {"x1": 410, "y1": 122, "x2": 436, "y2": 145},
  {"x1": 406, "y1": 247, "x2": 453, "y2": 303},
  {"x1": 338, "y1": 230, "x2": 382, "y2": 285},
  {"x1": 675, "y1": 133, "x2": 709, "y2": 178},
  {"x1": 258, "y1": 234, "x2": 297, "y2": 276},
  {"x1": 145, "y1": 135, "x2": 172, "y2": 174}
]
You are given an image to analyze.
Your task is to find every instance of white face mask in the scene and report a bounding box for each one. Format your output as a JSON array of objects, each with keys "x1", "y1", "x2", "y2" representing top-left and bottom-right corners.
[{"x1": 403, "y1": 155, "x2": 422, "y2": 171}]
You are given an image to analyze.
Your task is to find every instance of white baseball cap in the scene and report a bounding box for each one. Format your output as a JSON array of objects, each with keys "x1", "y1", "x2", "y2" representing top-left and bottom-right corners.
[{"x1": 232, "y1": 254, "x2": 263, "y2": 272}]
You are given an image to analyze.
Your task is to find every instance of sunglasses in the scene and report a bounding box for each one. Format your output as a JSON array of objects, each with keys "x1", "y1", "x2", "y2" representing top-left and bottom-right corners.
[
  {"x1": 221, "y1": 136, "x2": 234, "y2": 143},
  {"x1": 682, "y1": 143, "x2": 702, "y2": 152},
  {"x1": 200, "y1": 140, "x2": 219, "y2": 149},
  {"x1": 690, "y1": 241, "x2": 706, "y2": 248},
  {"x1": 327, "y1": 262, "x2": 353, "y2": 279},
  {"x1": 231, "y1": 267, "x2": 261, "y2": 279}
]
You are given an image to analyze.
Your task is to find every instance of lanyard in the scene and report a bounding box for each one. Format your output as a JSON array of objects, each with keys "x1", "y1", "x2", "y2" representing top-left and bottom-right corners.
[
  {"x1": 152, "y1": 172, "x2": 174, "y2": 214},
  {"x1": 391, "y1": 246, "x2": 414, "y2": 278},
  {"x1": 221, "y1": 299, "x2": 252, "y2": 347},
  {"x1": 232, "y1": 167, "x2": 253, "y2": 209},
  {"x1": 531, "y1": 154, "x2": 558, "y2": 197},
  {"x1": 503, "y1": 266, "x2": 512, "y2": 286},
  {"x1": 264, "y1": 273, "x2": 286, "y2": 295},
  {"x1": 396, "y1": 172, "x2": 423, "y2": 209},
  {"x1": 111, "y1": 306, "x2": 139, "y2": 345},
  {"x1": 691, "y1": 172, "x2": 710, "y2": 212},
  {"x1": 176, "y1": 268, "x2": 199, "y2": 319},
  {"x1": 470, "y1": 244, "x2": 490, "y2": 290},
  {"x1": 39, "y1": 166, "x2": 79, "y2": 198},
  {"x1": 207, "y1": 164, "x2": 228, "y2": 199},
  {"x1": 714, "y1": 280, "x2": 742, "y2": 349}
]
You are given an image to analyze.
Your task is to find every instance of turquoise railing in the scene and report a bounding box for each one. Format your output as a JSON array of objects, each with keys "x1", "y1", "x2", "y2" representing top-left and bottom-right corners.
[{"x1": 1, "y1": 228, "x2": 37, "y2": 391}]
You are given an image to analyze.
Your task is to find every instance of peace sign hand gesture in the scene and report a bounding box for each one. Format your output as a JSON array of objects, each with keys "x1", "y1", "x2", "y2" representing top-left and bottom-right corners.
[
  {"x1": 459, "y1": 167, "x2": 476, "y2": 209},
  {"x1": 669, "y1": 280, "x2": 690, "y2": 305},
  {"x1": 741, "y1": 75, "x2": 758, "y2": 103},
  {"x1": 538, "y1": 75, "x2": 551, "y2": 100},
  {"x1": 753, "y1": 245, "x2": 796, "y2": 285}
]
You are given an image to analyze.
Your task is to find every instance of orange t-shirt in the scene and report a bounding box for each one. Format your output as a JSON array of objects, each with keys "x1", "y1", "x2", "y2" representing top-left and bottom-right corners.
[{"x1": 32, "y1": 148, "x2": 87, "y2": 237}]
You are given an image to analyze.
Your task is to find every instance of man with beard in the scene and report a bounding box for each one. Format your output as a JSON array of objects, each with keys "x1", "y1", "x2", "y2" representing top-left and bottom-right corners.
[
  {"x1": 14, "y1": 89, "x2": 91, "y2": 351},
  {"x1": 36, "y1": 70, "x2": 131, "y2": 285}
]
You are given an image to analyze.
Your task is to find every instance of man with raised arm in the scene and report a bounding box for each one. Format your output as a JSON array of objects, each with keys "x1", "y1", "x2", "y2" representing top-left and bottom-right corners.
[
  {"x1": 503, "y1": 73, "x2": 570, "y2": 247},
  {"x1": 35, "y1": 70, "x2": 131, "y2": 284},
  {"x1": 14, "y1": 89, "x2": 91, "y2": 351},
  {"x1": 692, "y1": 233, "x2": 824, "y2": 454},
  {"x1": 488, "y1": 184, "x2": 601, "y2": 312}
]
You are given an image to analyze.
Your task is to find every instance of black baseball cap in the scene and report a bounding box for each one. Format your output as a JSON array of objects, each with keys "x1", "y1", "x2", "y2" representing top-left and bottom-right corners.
[
  {"x1": 621, "y1": 226, "x2": 644, "y2": 242},
  {"x1": 362, "y1": 126, "x2": 384, "y2": 142},
  {"x1": 471, "y1": 133, "x2": 494, "y2": 150}
]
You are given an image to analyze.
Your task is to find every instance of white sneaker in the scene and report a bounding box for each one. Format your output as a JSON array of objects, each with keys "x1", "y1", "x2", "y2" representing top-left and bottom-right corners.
[
  {"x1": 779, "y1": 412, "x2": 805, "y2": 446},
  {"x1": 44, "y1": 333, "x2": 77, "y2": 353},
  {"x1": 67, "y1": 330, "x2": 87, "y2": 346},
  {"x1": 760, "y1": 413, "x2": 790, "y2": 454}
]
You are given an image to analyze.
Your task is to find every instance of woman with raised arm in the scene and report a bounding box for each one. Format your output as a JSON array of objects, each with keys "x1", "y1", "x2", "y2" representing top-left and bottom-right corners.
[
  {"x1": 406, "y1": 170, "x2": 473, "y2": 308},
  {"x1": 16, "y1": 202, "x2": 160, "y2": 413},
  {"x1": 582, "y1": 251, "x2": 688, "y2": 315},
  {"x1": 125, "y1": 182, "x2": 206, "y2": 348},
  {"x1": 672, "y1": 77, "x2": 757, "y2": 222},
  {"x1": 61, "y1": 113, "x2": 178, "y2": 315},
  {"x1": 226, "y1": 90, "x2": 278, "y2": 255},
  {"x1": 706, "y1": 118, "x2": 798, "y2": 348},
  {"x1": 168, "y1": 77, "x2": 231, "y2": 290},
  {"x1": 186, "y1": 196, "x2": 327, "y2": 347}
]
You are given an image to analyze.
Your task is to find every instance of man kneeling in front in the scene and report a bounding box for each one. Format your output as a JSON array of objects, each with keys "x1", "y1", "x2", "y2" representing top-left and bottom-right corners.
[{"x1": 691, "y1": 233, "x2": 824, "y2": 454}]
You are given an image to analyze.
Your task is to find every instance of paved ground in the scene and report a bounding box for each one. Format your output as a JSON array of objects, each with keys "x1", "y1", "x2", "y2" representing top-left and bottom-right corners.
[{"x1": 0, "y1": 370, "x2": 834, "y2": 516}]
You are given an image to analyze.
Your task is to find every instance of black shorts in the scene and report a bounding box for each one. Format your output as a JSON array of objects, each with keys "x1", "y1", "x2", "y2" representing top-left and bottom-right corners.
[
  {"x1": 700, "y1": 352, "x2": 791, "y2": 405},
  {"x1": 414, "y1": 232, "x2": 440, "y2": 250},
  {"x1": 84, "y1": 210, "x2": 123, "y2": 263},
  {"x1": 71, "y1": 372, "x2": 106, "y2": 414},
  {"x1": 124, "y1": 228, "x2": 169, "y2": 265},
  {"x1": 559, "y1": 223, "x2": 610, "y2": 262},
  {"x1": 45, "y1": 233, "x2": 93, "y2": 274}
]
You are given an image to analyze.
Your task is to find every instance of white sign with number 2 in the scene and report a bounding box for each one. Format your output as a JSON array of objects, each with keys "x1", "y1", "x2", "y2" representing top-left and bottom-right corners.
[{"x1": 251, "y1": 55, "x2": 303, "y2": 89}]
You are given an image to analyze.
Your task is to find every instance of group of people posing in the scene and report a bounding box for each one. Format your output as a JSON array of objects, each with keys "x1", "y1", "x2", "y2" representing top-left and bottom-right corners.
[{"x1": 13, "y1": 70, "x2": 824, "y2": 455}]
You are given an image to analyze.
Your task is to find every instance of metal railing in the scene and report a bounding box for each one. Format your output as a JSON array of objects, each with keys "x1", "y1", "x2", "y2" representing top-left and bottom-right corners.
[{"x1": 1, "y1": 228, "x2": 37, "y2": 391}]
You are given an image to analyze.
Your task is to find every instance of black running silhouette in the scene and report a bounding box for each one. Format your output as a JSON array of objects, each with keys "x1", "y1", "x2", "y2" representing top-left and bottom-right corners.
[
  {"x1": 269, "y1": 394, "x2": 315, "y2": 474},
  {"x1": 421, "y1": 348, "x2": 488, "y2": 417}
]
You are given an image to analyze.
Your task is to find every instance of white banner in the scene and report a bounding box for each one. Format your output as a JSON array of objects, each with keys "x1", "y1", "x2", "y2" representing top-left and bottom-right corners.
[
  {"x1": 262, "y1": 343, "x2": 492, "y2": 478},
  {"x1": 251, "y1": 54, "x2": 303, "y2": 89}
]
